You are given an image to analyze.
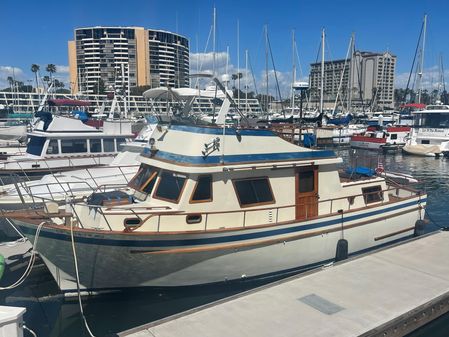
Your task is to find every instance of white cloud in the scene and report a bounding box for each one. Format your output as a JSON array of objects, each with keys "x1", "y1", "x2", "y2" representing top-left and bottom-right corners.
[
  {"x1": 395, "y1": 65, "x2": 448, "y2": 91},
  {"x1": 190, "y1": 51, "x2": 300, "y2": 98},
  {"x1": 56, "y1": 65, "x2": 69, "y2": 73},
  {"x1": 0, "y1": 66, "x2": 25, "y2": 89}
]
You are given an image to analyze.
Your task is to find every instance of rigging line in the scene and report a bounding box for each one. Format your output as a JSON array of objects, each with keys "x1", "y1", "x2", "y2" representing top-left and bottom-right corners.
[
  {"x1": 0, "y1": 221, "x2": 45, "y2": 290},
  {"x1": 194, "y1": 24, "x2": 213, "y2": 89},
  {"x1": 70, "y1": 213, "x2": 96, "y2": 337},
  {"x1": 266, "y1": 33, "x2": 284, "y2": 106},
  {"x1": 403, "y1": 21, "x2": 424, "y2": 104},
  {"x1": 248, "y1": 53, "x2": 264, "y2": 113}
]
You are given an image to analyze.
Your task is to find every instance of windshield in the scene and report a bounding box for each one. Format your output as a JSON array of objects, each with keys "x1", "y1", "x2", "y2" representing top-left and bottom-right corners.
[
  {"x1": 414, "y1": 113, "x2": 449, "y2": 128},
  {"x1": 128, "y1": 164, "x2": 159, "y2": 194},
  {"x1": 26, "y1": 136, "x2": 46, "y2": 156}
]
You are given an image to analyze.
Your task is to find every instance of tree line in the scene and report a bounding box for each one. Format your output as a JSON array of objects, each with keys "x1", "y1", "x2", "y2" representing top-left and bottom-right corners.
[{"x1": 1, "y1": 64, "x2": 70, "y2": 94}]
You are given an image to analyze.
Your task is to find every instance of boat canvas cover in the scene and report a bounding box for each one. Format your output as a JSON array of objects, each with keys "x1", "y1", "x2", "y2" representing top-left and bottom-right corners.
[{"x1": 48, "y1": 99, "x2": 91, "y2": 107}]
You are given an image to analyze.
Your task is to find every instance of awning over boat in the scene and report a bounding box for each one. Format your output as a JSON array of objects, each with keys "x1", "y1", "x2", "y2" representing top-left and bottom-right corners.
[
  {"x1": 399, "y1": 103, "x2": 425, "y2": 109},
  {"x1": 48, "y1": 99, "x2": 91, "y2": 107}
]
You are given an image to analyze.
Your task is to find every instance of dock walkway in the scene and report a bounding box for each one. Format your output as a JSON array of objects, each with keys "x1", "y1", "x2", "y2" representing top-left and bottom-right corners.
[{"x1": 120, "y1": 231, "x2": 449, "y2": 337}]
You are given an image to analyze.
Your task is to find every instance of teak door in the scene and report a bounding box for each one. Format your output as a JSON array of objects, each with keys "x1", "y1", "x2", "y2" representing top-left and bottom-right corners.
[{"x1": 295, "y1": 166, "x2": 318, "y2": 220}]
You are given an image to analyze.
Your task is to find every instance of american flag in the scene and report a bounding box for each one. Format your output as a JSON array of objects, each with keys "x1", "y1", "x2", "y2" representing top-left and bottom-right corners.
[{"x1": 375, "y1": 158, "x2": 384, "y2": 174}]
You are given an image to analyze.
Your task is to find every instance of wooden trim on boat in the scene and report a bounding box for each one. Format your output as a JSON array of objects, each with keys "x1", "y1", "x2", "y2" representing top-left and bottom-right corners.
[
  {"x1": 374, "y1": 226, "x2": 416, "y2": 241},
  {"x1": 129, "y1": 207, "x2": 420, "y2": 255}
]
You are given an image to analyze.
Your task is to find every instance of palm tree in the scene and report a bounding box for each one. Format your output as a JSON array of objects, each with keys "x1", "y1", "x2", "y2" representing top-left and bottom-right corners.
[
  {"x1": 31, "y1": 64, "x2": 40, "y2": 95},
  {"x1": 46, "y1": 64, "x2": 57, "y2": 83}
]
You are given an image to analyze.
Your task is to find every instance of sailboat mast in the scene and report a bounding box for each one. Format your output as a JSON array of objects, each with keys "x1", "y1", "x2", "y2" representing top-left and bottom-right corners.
[
  {"x1": 265, "y1": 25, "x2": 269, "y2": 113},
  {"x1": 417, "y1": 14, "x2": 427, "y2": 104},
  {"x1": 245, "y1": 49, "x2": 249, "y2": 113},
  {"x1": 292, "y1": 30, "x2": 296, "y2": 115},
  {"x1": 320, "y1": 28, "x2": 325, "y2": 114},
  {"x1": 237, "y1": 20, "x2": 240, "y2": 109},
  {"x1": 212, "y1": 6, "x2": 216, "y2": 77},
  {"x1": 348, "y1": 33, "x2": 354, "y2": 111}
]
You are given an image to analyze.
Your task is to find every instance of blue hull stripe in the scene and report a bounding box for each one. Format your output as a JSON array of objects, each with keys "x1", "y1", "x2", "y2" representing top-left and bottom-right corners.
[
  {"x1": 170, "y1": 125, "x2": 277, "y2": 136},
  {"x1": 17, "y1": 198, "x2": 426, "y2": 248},
  {"x1": 147, "y1": 149, "x2": 337, "y2": 165}
]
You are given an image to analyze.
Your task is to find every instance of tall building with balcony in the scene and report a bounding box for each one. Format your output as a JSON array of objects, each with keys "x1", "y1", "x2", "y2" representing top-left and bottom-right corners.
[
  {"x1": 68, "y1": 26, "x2": 189, "y2": 94},
  {"x1": 309, "y1": 51, "x2": 396, "y2": 109}
]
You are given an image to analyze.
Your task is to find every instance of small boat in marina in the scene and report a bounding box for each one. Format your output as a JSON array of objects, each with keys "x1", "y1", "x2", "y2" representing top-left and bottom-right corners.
[
  {"x1": 0, "y1": 111, "x2": 134, "y2": 176},
  {"x1": 6, "y1": 116, "x2": 427, "y2": 292},
  {"x1": 350, "y1": 126, "x2": 410, "y2": 151},
  {"x1": 402, "y1": 104, "x2": 449, "y2": 157}
]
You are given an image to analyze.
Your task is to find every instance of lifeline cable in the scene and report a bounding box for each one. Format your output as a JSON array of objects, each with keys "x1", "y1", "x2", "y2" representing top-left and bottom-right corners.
[
  {"x1": 70, "y1": 215, "x2": 96, "y2": 337},
  {"x1": 0, "y1": 221, "x2": 45, "y2": 290}
]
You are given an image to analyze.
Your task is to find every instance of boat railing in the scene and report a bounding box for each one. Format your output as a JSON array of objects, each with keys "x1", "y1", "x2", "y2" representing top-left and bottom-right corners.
[
  {"x1": 63, "y1": 184, "x2": 423, "y2": 233},
  {"x1": 0, "y1": 153, "x2": 118, "y2": 167}
]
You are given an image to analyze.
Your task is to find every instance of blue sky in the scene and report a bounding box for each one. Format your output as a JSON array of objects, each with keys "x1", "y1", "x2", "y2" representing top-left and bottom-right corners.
[{"x1": 0, "y1": 0, "x2": 447, "y2": 93}]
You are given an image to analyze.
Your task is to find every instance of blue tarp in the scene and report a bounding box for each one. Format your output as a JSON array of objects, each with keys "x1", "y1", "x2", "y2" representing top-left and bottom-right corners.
[
  {"x1": 345, "y1": 166, "x2": 375, "y2": 177},
  {"x1": 71, "y1": 110, "x2": 89, "y2": 122}
]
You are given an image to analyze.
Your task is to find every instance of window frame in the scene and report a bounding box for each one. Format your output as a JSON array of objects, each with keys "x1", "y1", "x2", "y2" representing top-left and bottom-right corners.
[
  {"x1": 189, "y1": 175, "x2": 213, "y2": 204},
  {"x1": 103, "y1": 138, "x2": 116, "y2": 152},
  {"x1": 362, "y1": 185, "x2": 384, "y2": 204},
  {"x1": 232, "y1": 176, "x2": 276, "y2": 208},
  {"x1": 128, "y1": 165, "x2": 159, "y2": 194},
  {"x1": 46, "y1": 138, "x2": 60, "y2": 155},
  {"x1": 89, "y1": 138, "x2": 103, "y2": 153},
  {"x1": 60, "y1": 138, "x2": 88, "y2": 154},
  {"x1": 153, "y1": 170, "x2": 188, "y2": 204}
]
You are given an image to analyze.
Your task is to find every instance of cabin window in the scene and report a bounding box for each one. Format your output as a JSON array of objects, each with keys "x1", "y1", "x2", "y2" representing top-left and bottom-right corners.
[
  {"x1": 154, "y1": 171, "x2": 187, "y2": 203},
  {"x1": 298, "y1": 169, "x2": 315, "y2": 193},
  {"x1": 362, "y1": 185, "x2": 383, "y2": 204},
  {"x1": 190, "y1": 175, "x2": 212, "y2": 203},
  {"x1": 128, "y1": 165, "x2": 159, "y2": 194},
  {"x1": 26, "y1": 136, "x2": 46, "y2": 156},
  {"x1": 103, "y1": 139, "x2": 115, "y2": 152},
  {"x1": 421, "y1": 140, "x2": 430, "y2": 145},
  {"x1": 61, "y1": 139, "x2": 87, "y2": 153},
  {"x1": 116, "y1": 138, "x2": 127, "y2": 151},
  {"x1": 46, "y1": 139, "x2": 59, "y2": 154},
  {"x1": 233, "y1": 177, "x2": 274, "y2": 207},
  {"x1": 390, "y1": 134, "x2": 398, "y2": 140},
  {"x1": 89, "y1": 139, "x2": 102, "y2": 153}
]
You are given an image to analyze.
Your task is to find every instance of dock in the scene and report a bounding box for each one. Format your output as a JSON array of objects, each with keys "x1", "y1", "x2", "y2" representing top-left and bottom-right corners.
[{"x1": 119, "y1": 231, "x2": 449, "y2": 337}]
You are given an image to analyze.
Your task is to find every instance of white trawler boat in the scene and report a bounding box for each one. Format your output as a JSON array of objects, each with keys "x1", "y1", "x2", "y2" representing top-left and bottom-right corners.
[
  {"x1": 402, "y1": 104, "x2": 449, "y2": 157},
  {"x1": 7, "y1": 119, "x2": 427, "y2": 292},
  {"x1": 0, "y1": 112, "x2": 134, "y2": 176}
]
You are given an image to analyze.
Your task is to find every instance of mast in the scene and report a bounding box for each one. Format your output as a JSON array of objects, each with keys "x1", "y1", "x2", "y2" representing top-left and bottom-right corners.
[
  {"x1": 320, "y1": 28, "x2": 325, "y2": 114},
  {"x1": 417, "y1": 14, "x2": 427, "y2": 104},
  {"x1": 212, "y1": 6, "x2": 216, "y2": 77},
  {"x1": 265, "y1": 25, "x2": 269, "y2": 114},
  {"x1": 292, "y1": 30, "x2": 296, "y2": 115},
  {"x1": 245, "y1": 49, "x2": 249, "y2": 113},
  {"x1": 348, "y1": 33, "x2": 354, "y2": 111},
  {"x1": 237, "y1": 20, "x2": 240, "y2": 109}
]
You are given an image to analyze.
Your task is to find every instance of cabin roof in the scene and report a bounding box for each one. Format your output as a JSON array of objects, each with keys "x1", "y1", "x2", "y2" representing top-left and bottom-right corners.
[{"x1": 138, "y1": 124, "x2": 341, "y2": 173}]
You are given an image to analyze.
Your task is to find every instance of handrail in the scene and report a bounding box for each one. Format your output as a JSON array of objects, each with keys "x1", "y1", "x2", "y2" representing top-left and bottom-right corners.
[{"x1": 58, "y1": 184, "x2": 423, "y2": 234}]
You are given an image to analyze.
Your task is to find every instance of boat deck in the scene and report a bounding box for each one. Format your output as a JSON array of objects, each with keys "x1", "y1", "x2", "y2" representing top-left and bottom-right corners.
[{"x1": 120, "y1": 231, "x2": 449, "y2": 337}]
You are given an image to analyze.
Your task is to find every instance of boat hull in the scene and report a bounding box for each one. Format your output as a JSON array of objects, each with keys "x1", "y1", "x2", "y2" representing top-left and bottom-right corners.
[{"x1": 12, "y1": 196, "x2": 426, "y2": 292}]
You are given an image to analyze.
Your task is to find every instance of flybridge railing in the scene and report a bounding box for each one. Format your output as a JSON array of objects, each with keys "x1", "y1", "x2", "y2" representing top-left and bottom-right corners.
[
  {"x1": 0, "y1": 165, "x2": 137, "y2": 206},
  {"x1": 0, "y1": 153, "x2": 119, "y2": 169},
  {"x1": 59, "y1": 184, "x2": 423, "y2": 233}
]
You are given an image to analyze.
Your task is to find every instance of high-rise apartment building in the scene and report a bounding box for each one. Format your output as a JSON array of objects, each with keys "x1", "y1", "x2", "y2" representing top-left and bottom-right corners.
[
  {"x1": 309, "y1": 51, "x2": 396, "y2": 109},
  {"x1": 68, "y1": 26, "x2": 189, "y2": 94}
]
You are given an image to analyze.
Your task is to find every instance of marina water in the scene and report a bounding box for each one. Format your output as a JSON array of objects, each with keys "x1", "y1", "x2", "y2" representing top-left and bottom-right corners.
[{"x1": 1, "y1": 148, "x2": 448, "y2": 336}]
